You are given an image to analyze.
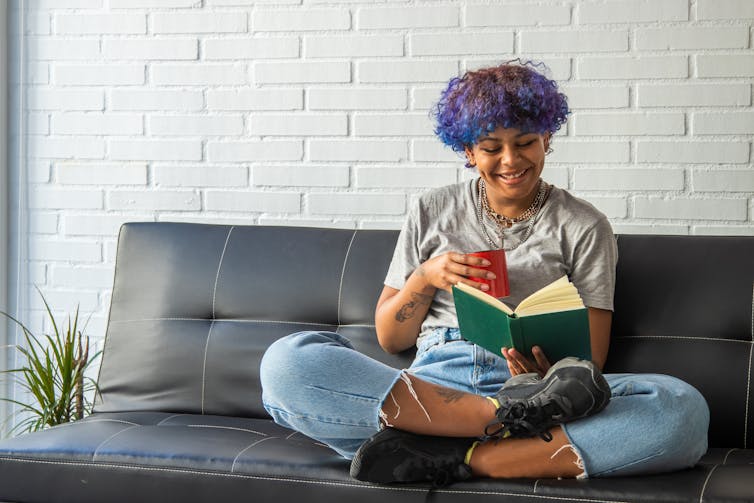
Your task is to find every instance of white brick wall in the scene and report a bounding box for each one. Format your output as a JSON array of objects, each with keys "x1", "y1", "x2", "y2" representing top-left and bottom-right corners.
[{"x1": 12, "y1": 0, "x2": 754, "y2": 341}]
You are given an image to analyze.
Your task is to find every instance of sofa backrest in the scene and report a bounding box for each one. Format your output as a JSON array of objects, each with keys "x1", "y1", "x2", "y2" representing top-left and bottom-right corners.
[{"x1": 95, "y1": 223, "x2": 754, "y2": 449}]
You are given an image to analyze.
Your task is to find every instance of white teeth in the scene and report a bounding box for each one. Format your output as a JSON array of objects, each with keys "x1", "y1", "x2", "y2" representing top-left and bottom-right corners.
[{"x1": 501, "y1": 169, "x2": 527, "y2": 179}]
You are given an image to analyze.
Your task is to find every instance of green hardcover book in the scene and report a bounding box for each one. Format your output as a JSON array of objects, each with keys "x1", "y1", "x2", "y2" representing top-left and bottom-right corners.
[{"x1": 452, "y1": 276, "x2": 592, "y2": 363}]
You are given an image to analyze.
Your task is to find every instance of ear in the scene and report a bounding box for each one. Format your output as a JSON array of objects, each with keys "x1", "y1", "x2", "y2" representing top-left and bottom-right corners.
[
  {"x1": 543, "y1": 133, "x2": 552, "y2": 153},
  {"x1": 464, "y1": 146, "x2": 475, "y2": 166}
]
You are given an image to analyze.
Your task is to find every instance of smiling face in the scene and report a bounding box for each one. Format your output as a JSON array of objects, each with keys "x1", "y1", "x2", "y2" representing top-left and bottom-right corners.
[{"x1": 465, "y1": 126, "x2": 550, "y2": 217}]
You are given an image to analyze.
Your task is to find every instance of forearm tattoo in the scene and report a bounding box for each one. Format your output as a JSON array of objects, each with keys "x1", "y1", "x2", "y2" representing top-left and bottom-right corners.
[
  {"x1": 436, "y1": 388, "x2": 466, "y2": 404},
  {"x1": 395, "y1": 292, "x2": 433, "y2": 322}
]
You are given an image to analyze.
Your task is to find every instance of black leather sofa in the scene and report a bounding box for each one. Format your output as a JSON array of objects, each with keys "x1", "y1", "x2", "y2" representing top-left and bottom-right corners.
[{"x1": 0, "y1": 222, "x2": 752, "y2": 503}]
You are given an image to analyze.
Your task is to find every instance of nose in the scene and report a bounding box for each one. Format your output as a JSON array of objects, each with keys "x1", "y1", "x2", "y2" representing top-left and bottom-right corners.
[{"x1": 499, "y1": 145, "x2": 519, "y2": 167}]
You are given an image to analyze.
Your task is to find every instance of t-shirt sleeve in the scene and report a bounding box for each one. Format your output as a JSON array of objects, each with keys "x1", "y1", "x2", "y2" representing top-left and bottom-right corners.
[
  {"x1": 384, "y1": 201, "x2": 423, "y2": 290},
  {"x1": 570, "y1": 216, "x2": 618, "y2": 311}
]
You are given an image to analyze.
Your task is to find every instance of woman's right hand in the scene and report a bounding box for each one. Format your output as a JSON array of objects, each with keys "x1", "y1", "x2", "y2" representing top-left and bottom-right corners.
[{"x1": 416, "y1": 252, "x2": 496, "y2": 293}]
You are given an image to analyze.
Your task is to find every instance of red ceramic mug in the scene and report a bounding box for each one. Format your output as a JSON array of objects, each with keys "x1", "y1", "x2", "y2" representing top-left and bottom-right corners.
[{"x1": 466, "y1": 249, "x2": 510, "y2": 298}]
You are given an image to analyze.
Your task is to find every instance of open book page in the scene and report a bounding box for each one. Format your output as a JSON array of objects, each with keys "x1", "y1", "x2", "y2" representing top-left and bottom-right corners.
[
  {"x1": 454, "y1": 281, "x2": 514, "y2": 315},
  {"x1": 516, "y1": 276, "x2": 584, "y2": 316}
]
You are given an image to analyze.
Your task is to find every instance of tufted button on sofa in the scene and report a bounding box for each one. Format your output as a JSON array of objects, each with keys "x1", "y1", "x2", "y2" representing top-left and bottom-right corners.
[{"x1": 0, "y1": 222, "x2": 752, "y2": 503}]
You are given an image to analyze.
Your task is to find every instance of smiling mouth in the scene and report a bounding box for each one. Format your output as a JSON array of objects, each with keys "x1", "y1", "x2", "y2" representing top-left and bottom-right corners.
[{"x1": 499, "y1": 168, "x2": 530, "y2": 180}]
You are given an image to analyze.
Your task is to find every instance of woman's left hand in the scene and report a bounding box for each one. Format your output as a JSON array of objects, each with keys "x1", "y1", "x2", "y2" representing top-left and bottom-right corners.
[{"x1": 502, "y1": 346, "x2": 551, "y2": 377}]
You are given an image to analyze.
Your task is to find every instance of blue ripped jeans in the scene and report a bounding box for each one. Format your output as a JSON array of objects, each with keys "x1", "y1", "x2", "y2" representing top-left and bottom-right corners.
[{"x1": 260, "y1": 328, "x2": 709, "y2": 478}]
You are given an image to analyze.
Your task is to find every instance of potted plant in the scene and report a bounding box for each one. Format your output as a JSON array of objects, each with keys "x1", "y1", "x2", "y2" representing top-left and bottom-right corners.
[{"x1": 1, "y1": 289, "x2": 100, "y2": 435}]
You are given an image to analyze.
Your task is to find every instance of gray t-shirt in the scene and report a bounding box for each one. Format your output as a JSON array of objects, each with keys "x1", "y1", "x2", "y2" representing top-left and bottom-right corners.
[{"x1": 384, "y1": 178, "x2": 618, "y2": 345}]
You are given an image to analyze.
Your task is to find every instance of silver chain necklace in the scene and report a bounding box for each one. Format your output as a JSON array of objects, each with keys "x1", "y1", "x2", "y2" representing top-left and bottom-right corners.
[{"x1": 476, "y1": 177, "x2": 550, "y2": 251}]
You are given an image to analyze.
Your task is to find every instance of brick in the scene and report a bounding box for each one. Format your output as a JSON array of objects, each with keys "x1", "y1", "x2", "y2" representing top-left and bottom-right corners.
[
  {"x1": 207, "y1": 140, "x2": 303, "y2": 162},
  {"x1": 548, "y1": 141, "x2": 631, "y2": 164},
  {"x1": 250, "y1": 114, "x2": 348, "y2": 136},
  {"x1": 28, "y1": 63, "x2": 50, "y2": 85},
  {"x1": 309, "y1": 88, "x2": 406, "y2": 111},
  {"x1": 309, "y1": 140, "x2": 407, "y2": 162},
  {"x1": 27, "y1": 89, "x2": 104, "y2": 111},
  {"x1": 542, "y1": 167, "x2": 569, "y2": 189},
  {"x1": 255, "y1": 62, "x2": 350, "y2": 84},
  {"x1": 104, "y1": 38, "x2": 198, "y2": 60},
  {"x1": 31, "y1": 137, "x2": 105, "y2": 159},
  {"x1": 31, "y1": 289, "x2": 101, "y2": 312},
  {"x1": 637, "y1": 27, "x2": 749, "y2": 50},
  {"x1": 693, "y1": 112, "x2": 754, "y2": 135},
  {"x1": 612, "y1": 223, "x2": 689, "y2": 235},
  {"x1": 64, "y1": 214, "x2": 155, "y2": 236},
  {"x1": 465, "y1": 5, "x2": 570, "y2": 26},
  {"x1": 413, "y1": 140, "x2": 463, "y2": 163},
  {"x1": 578, "y1": 56, "x2": 687, "y2": 79},
  {"x1": 29, "y1": 0, "x2": 102, "y2": 7},
  {"x1": 412, "y1": 86, "x2": 445, "y2": 110},
  {"x1": 31, "y1": 213, "x2": 59, "y2": 234},
  {"x1": 577, "y1": 0, "x2": 688, "y2": 23},
  {"x1": 573, "y1": 112, "x2": 685, "y2": 136},
  {"x1": 308, "y1": 193, "x2": 406, "y2": 215},
  {"x1": 55, "y1": 13, "x2": 145, "y2": 34},
  {"x1": 152, "y1": 64, "x2": 246, "y2": 85},
  {"x1": 562, "y1": 86, "x2": 630, "y2": 109},
  {"x1": 208, "y1": 89, "x2": 303, "y2": 111},
  {"x1": 359, "y1": 220, "x2": 404, "y2": 231},
  {"x1": 252, "y1": 166, "x2": 350, "y2": 187},
  {"x1": 57, "y1": 163, "x2": 148, "y2": 185},
  {"x1": 30, "y1": 187, "x2": 103, "y2": 209},
  {"x1": 306, "y1": 35, "x2": 403, "y2": 58},
  {"x1": 28, "y1": 113, "x2": 50, "y2": 135},
  {"x1": 638, "y1": 84, "x2": 751, "y2": 107},
  {"x1": 108, "y1": 190, "x2": 201, "y2": 211},
  {"x1": 205, "y1": 190, "x2": 300, "y2": 213},
  {"x1": 692, "y1": 169, "x2": 754, "y2": 192},
  {"x1": 354, "y1": 113, "x2": 434, "y2": 136},
  {"x1": 111, "y1": 89, "x2": 204, "y2": 111},
  {"x1": 357, "y1": 6, "x2": 457, "y2": 29},
  {"x1": 28, "y1": 160, "x2": 52, "y2": 183},
  {"x1": 574, "y1": 168, "x2": 685, "y2": 191},
  {"x1": 52, "y1": 265, "x2": 116, "y2": 289},
  {"x1": 693, "y1": 225, "x2": 754, "y2": 236},
  {"x1": 698, "y1": 0, "x2": 754, "y2": 19},
  {"x1": 697, "y1": 55, "x2": 754, "y2": 78},
  {"x1": 358, "y1": 60, "x2": 458, "y2": 83},
  {"x1": 55, "y1": 64, "x2": 145, "y2": 86},
  {"x1": 355, "y1": 167, "x2": 456, "y2": 188},
  {"x1": 110, "y1": 0, "x2": 200, "y2": 7},
  {"x1": 410, "y1": 32, "x2": 513, "y2": 56},
  {"x1": 208, "y1": 0, "x2": 298, "y2": 4},
  {"x1": 149, "y1": 115, "x2": 244, "y2": 136},
  {"x1": 154, "y1": 165, "x2": 248, "y2": 187},
  {"x1": 521, "y1": 30, "x2": 628, "y2": 53},
  {"x1": 110, "y1": 140, "x2": 202, "y2": 161},
  {"x1": 575, "y1": 196, "x2": 628, "y2": 218},
  {"x1": 52, "y1": 113, "x2": 143, "y2": 135},
  {"x1": 253, "y1": 9, "x2": 350, "y2": 31},
  {"x1": 205, "y1": 37, "x2": 299, "y2": 60},
  {"x1": 634, "y1": 197, "x2": 748, "y2": 221},
  {"x1": 152, "y1": 12, "x2": 246, "y2": 33},
  {"x1": 30, "y1": 240, "x2": 101, "y2": 262},
  {"x1": 637, "y1": 141, "x2": 750, "y2": 164},
  {"x1": 28, "y1": 38, "x2": 100, "y2": 60},
  {"x1": 24, "y1": 14, "x2": 51, "y2": 36}
]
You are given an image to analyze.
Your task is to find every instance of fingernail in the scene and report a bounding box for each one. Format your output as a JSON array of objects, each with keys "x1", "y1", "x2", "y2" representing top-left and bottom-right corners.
[
  {"x1": 480, "y1": 284, "x2": 490, "y2": 291},
  {"x1": 487, "y1": 273, "x2": 496, "y2": 279},
  {"x1": 481, "y1": 259, "x2": 491, "y2": 266}
]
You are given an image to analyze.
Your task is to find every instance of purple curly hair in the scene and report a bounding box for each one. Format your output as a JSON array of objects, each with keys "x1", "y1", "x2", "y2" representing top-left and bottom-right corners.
[{"x1": 433, "y1": 60, "x2": 570, "y2": 153}]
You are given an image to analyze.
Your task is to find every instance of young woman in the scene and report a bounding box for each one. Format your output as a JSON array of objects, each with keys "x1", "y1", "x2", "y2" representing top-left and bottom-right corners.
[{"x1": 260, "y1": 61, "x2": 709, "y2": 485}]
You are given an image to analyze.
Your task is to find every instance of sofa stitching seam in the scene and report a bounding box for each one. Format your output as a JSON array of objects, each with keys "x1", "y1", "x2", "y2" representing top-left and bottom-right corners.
[
  {"x1": 200, "y1": 319, "x2": 216, "y2": 415},
  {"x1": 722, "y1": 448, "x2": 737, "y2": 464},
  {"x1": 187, "y1": 425, "x2": 268, "y2": 436},
  {"x1": 230, "y1": 436, "x2": 277, "y2": 473},
  {"x1": 616, "y1": 335, "x2": 752, "y2": 344},
  {"x1": 0, "y1": 456, "x2": 634, "y2": 501},
  {"x1": 156, "y1": 414, "x2": 185, "y2": 425},
  {"x1": 745, "y1": 344, "x2": 752, "y2": 448},
  {"x1": 109, "y1": 318, "x2": 376, "y2": 328},
  {"x1": 212, "y1": 226, "x2": 234, "y2": 320},
  {"x1": 698, "y1": 464, "x2": 718, "y2": 503},
  {"x1": 337, "y1": 229, "x2": 358, "y2": 328},
  {"x1": 91, "y1": 425, "x2": 139, "y2": 459}
]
